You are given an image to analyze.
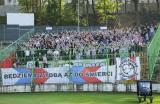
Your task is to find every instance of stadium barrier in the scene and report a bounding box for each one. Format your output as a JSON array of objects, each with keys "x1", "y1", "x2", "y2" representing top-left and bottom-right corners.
[
  {"x1": 0, "y1": 83, "x2": 160, "y2": 93},
  {"x1": 0, "y1": 46, "x2": 152, "y2": 93},
  {"x1": 15, "y1": 46, "x2": 147, "y2": 67},
  {"x1": 0, "y1": 29, "x2": 34, "y2": 63}
]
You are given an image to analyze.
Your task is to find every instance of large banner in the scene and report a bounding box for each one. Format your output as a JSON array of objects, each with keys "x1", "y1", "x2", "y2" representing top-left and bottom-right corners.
[
  {"x1": 33, "y1": 68, "x2": 70, "y2": 84},
  {"x1": 1, "y1": 67, "x2": 70, "y2": 85},
  {"x1": 1, "y1": 65, "x2": 116, "y2": 85},
  {"x1": 116, "y1": 57, "x2": 141, "y2": 80},
  {"x1": 71, "y1": 66, "x2": 116, "y2": 84},
  {"x1": 1, "y1": 57, "x2": 141, "y2": 85},
  {"x1": 1, "y1": 68, "x2": 32, "y2": 85}
]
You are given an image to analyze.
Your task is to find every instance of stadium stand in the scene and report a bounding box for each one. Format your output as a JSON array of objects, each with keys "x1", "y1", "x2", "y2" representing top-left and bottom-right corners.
[
  {"x1": 13, "y1": 25, "x2": 154, "y2": 66},
  {"x1": 0, "y1": 24, "x2": 157, "y2": 81},
  {"x1": 0, "y1": 24, "x2": 160, "y2": 94},
  {"x1": 24, "y1": 25, "x2": 155, "y2": 50}
]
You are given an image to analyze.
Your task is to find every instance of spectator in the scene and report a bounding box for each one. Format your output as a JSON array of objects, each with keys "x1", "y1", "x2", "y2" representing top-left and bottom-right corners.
[
  {"x1": 35, "y1": 59, "x2": 39, "y2": 68},
  {"x1": 20, "y1": 24, "x2": 156, "y2": 61},
  {"x1": 43, "y1": 54, "x2": 48, "y2": 68}
]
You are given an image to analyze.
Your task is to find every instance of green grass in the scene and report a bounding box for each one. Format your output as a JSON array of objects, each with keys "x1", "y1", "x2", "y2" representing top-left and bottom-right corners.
[{"x1": 0, "y1": 92, "x2": 159, "y2": 104}]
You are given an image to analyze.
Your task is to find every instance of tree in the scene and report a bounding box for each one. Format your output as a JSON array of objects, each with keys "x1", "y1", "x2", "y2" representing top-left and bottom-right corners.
[
  {"x1": 71, "y1": 0, "x2": 77, "y2": 11},
  {"x1": 92, "y1": 0, "x2": 96, "y2": 16},
  {"x1": 86, "y1": 0, "x2": 89, "y2": 25},
  {"x1": 147, "y1": 0, "x2": 150, "y2": 12},
  {"x1": 18, "y1": 0, "x2": 48, "y2": 24},
  {"x1": 81, "y1": 0, "x2": 89, "y2": 26},
  {"x1": 124, "y1": 0, "x2": 127, "y2": 13},
  {"x1": 132, "y1": 0, "x2": 139, "y2": 13},
  {"x1": 96, "y1": 0, "x2": 121, "y2": 25},
  {"x1": 60, "y1": 4, "x2": 77, "y2": 25},
  {"x1": 156, "y1": 0, "x2": 159, "y2": 10},
  {"x1": 132, "y1": 0, "x2": 139, "y2": 24},
  {"x1": 0, "y1": 0, "x2": 4, "y2": 5},
  {"x1": 18, "y1": 0, "x2": 77, "y2": 25}
]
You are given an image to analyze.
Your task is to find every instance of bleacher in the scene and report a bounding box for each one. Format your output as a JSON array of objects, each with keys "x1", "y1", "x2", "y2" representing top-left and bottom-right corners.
[{"x1": 0, "y1": 24, "x2": 159, "y2": 82}]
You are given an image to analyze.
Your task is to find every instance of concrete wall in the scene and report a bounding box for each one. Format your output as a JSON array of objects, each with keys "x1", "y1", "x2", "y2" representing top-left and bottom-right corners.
[{"x1": 0, "y1": 83, "x2": 160, "y2": 93}]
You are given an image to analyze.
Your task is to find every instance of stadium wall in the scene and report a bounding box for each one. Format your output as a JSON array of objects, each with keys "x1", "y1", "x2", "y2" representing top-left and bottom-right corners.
[{"x1": 0, "y1": 84, "x2": 160, "y2": 93}]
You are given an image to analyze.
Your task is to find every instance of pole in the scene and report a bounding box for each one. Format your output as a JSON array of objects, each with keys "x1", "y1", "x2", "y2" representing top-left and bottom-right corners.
[
  {"x1": 77, "y1": 0, "x2": 80, "y2": 32},
  {"x1": 31, "y1": 50, "x2": 35, "y2": 92},
  {"x1": 4, "y1": 25, "x2": 5, "y2": 41},
  {"x1": 104, "y1": 0, "x2": 106, "y2": 25}
]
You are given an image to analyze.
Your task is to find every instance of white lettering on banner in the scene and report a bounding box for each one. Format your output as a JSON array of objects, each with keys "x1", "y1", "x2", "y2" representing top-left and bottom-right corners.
[
  {"x1": 116, "y1": 57, "x2": 141, "y2": 80},
  {"x1": 70, "y1": 59, "x2": 106, "y2": 67},
  {"x1": 43, "y1": 68, "x2": 69, "y2": 84},
  {"x1": 1, "y1": 65, "x2": 116, "y2": 85},
  {"x1": 96, "y1": 66, "x2": 116, "y2": 83},
  {"x1": 1, "y1": 57, "x2": 142, "y2": 85},
  {"x1": 1, "y1": 68, "x2": 20, "y2": 85}
]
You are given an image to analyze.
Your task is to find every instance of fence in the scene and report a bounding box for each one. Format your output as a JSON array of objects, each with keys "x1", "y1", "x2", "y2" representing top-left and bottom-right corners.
[
  {"x1": 14, "y1": 46, "x2": 147, "y2": 67},
  {"x1": 0, "y1": 25, "x2": 34, "y2": 41},
  {"x1": 0, "y1": 50, "x2": 156, "y2": 93},
  {"x1": 0, "y1": 29, "x2": 34, "y2": 61}
]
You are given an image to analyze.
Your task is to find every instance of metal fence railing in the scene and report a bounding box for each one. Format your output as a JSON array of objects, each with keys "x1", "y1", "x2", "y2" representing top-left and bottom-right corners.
[
  {"x1": 15, "y1": 46, "x2": 147, "y2": 65},
  {"x1": 8, "y1": 46, "x2": 148, "y2": 82},
  {"x1": 0, "y1": 25, "x2": 34, "y2": 41},
  {"x1": 0, "y1": 29, "x2": 35, "y2": 61},
  {"x1": 0, "y1": 46, "x2": 152, "y2": 93}
]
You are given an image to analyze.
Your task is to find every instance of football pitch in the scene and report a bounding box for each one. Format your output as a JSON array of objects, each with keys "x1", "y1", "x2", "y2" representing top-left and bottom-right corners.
[{"x1": 0, "y1": 92, "x2": 160, "y2": 104}]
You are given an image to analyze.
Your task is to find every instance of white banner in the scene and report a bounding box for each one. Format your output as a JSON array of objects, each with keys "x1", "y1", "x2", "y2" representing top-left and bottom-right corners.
[
  {"x1": 1, "y1": 68, "x2": 34, "y2": 86},
  {"x1": 1, "y1": 65, "x2": 116, "y2": 85},
  {"x1": 38, "y1": 67, "x2": 70, "y2": 84},
  {"x1": 96, "y1": 65, "x2": 116, "y2": 83},
  {"x1": 116, "y1": 57, "x2": 141, "y2": 80}
]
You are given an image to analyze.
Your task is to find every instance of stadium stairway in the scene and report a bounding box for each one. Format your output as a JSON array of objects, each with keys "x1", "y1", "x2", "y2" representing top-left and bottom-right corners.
[{"x1": 0, "y1": 29, "x2": 34, "y2": 68}]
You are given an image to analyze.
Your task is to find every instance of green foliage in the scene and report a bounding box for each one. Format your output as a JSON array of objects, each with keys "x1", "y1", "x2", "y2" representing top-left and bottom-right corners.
[
  {"x1": 96, "y1": 0, "x2": 121, "y2": 24},
  {"x1": 45, "y1": 0, "x2": 60, "y2": 25},
  {"x1": 0, "y1": 0, "x2": 4, "y2": 5},
  {"x1": 60, "y1": 4, "x2": 77, "y2": 25},
  {"x1": 80, "y1": 17, "x2": 88, "y2": 26},
  {"x1": 0, "y1": 16, "x2": 6, "y2": 24},
  {"x1": 18, "y1": 0, "x2": 77, "y2": 25},
  {"x1": 18, "y1": 0, "x2": 121, "y2": 25}
]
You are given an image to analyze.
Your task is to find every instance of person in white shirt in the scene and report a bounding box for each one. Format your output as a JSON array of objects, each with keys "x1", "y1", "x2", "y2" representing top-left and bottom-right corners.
[
  {"x1": 53, "y1": 50, "x2": 60, "y2": 60},
  {"x1": 43, "y1": 54, "x2": 48, "y2": 68}
]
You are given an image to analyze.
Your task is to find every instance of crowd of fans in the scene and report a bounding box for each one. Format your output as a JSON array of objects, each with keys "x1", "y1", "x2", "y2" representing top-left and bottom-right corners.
[{"x1": 15, "y1": 24, "x2": 157, "y2": 67}]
